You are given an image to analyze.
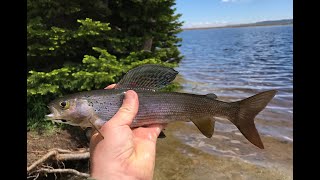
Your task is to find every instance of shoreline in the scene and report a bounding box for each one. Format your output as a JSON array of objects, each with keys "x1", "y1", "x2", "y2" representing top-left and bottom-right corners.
[{"x1": 182, "y1": 23, "x2": 292, "y2": 31}]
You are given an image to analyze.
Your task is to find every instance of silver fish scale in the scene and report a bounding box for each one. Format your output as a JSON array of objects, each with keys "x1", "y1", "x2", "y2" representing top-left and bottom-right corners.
[
  {"x1": 85, "y1": 91, "x2": 125, "y2": 121},
  {"x1": 132, "y1": 92, "x2": 233, "y2": 127},
  {"x1": 68, "y1": 89, "x2": 237, "y2": 127}
]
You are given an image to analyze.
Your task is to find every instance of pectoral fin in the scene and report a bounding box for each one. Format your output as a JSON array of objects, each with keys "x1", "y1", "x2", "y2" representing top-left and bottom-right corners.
[
  {"x1": 88, "y1": 118, "x2": 104, "y2": 139},
  {"x1": 191, "y1": 116, "x2": 215, "y2": 138}
]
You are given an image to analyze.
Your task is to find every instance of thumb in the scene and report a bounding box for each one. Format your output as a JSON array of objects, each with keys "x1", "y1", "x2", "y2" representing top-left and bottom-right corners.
[{"x1": 107, "y1": 90, "x2": 139, "y2": 127}]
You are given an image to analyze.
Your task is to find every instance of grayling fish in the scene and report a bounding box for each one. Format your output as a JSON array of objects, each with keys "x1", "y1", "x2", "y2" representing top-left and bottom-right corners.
[{"x1": 46, "y1": 64, "x2": 277, "y2": 149}]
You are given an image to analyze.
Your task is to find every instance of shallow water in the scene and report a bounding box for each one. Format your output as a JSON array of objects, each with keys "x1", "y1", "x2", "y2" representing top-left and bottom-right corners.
[{"x1": 154, "y1": 25, "x2": 293, "y2": 180}]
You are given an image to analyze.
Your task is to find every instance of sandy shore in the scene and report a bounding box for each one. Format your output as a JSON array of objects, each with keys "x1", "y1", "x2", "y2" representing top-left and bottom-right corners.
[
  {"x1": 154, "y1": 121, "x2": 292, "y2": 180},
  {"x1": 27, "y1": 120, "x2": 292, "y2": 180}
]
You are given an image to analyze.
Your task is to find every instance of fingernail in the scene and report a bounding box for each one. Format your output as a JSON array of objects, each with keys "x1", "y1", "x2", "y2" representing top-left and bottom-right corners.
[
  {"x1": 123, "y1": 91, "x2": 130, "y2": 101},
  {"x1": 124, "y1": 90, "x2": 134, "y2": 98},
  {"x1": 123, "y1": 91, "x2": 128, "y2": 99}
]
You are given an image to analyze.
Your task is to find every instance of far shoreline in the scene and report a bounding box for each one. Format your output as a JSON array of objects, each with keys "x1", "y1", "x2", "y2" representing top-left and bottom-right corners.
[{"x1": 182, "y1": 23, "x2": 293, "y2": 31}]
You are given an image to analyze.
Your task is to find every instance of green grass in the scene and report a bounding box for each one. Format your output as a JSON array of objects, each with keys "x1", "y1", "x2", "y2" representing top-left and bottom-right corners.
[
  {"x1": 27, "y1": 118, "x2": 59, "y2": 134},
  {"x1": 27, "y1": 95, "x2": 64, "y2": 134}
]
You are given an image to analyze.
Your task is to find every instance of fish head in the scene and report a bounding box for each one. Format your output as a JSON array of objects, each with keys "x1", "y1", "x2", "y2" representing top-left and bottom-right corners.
[{"x1": 45, "y1": 97, "x2": 93, "y2": 127}]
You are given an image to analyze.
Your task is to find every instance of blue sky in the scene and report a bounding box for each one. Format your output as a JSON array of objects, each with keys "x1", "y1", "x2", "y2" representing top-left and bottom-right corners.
[{"x1": 174, "y1": 0, "x2": 293, "y2": 28}]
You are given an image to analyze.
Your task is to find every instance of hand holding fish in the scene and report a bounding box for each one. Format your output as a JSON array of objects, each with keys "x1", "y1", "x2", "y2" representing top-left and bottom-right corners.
[{"x1": 89, "y1": 87, "x2": 165, "y2": 180}]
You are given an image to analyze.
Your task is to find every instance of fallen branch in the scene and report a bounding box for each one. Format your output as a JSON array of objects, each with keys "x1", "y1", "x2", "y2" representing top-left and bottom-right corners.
[
  {"x1": 27, "y1": 148, "x2": 90, "y2": 175},
  {"x1": 57, "y1": 152, "x2": 90, "y2": 161},
  {"x1": 27, "y1": 150, "x2": 58, "y2": 172},
  {"x1": 35, "y1": 168, "x2": 90, "y2": 178}
]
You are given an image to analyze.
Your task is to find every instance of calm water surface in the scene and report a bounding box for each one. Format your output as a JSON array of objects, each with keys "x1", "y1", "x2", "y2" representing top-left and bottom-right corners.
[
  {"x1": 154, "y1": 25, "x2": 293, "y2": 180},
  {"x1": 176, "y1": 25, "x2": 293, "y2": 141}
]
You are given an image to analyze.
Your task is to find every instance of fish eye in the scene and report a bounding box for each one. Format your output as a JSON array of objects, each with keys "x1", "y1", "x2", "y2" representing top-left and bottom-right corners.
[
  {"x1": 59, "y1": 101, "x2": 70, "y2": 109},
  {"x1": 60, "y1": 101, "x2": 66, "y2": 107}
]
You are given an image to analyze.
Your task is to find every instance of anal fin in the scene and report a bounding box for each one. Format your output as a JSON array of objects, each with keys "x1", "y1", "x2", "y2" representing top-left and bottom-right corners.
[{"x1": 191, "y1": 116, "x2": 215, "y2": 138}]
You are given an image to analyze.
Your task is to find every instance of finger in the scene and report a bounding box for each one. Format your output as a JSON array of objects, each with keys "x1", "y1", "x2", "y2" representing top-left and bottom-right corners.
[
  {"x1": 106, "y1": 90, "x2": 139, "y2": 127},
  {"x1": 104, "y1": 84, "x2": 116, "y2": 89},
  {"x1": 132, "y1": 124, "x2": 166, "y2": 143},
  {"x1": 132, "y1": 124, "x2": 166, "y2": 165}
]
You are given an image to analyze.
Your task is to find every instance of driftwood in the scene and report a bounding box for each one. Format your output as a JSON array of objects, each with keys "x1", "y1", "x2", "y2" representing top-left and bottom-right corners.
[{"x1": 27, "y1": 148, "x2": 90, "y2": 179}]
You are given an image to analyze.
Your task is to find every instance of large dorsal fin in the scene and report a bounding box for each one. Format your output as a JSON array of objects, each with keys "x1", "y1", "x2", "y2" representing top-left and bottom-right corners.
[{"x1": 114, "y1": 64, "x2": 178, "y2": 91}]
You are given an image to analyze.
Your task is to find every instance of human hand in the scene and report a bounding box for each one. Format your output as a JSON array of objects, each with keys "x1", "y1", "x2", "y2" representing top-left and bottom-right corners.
[{"x1": 89, "y1": 84, "x2": 166, "y2": 180}]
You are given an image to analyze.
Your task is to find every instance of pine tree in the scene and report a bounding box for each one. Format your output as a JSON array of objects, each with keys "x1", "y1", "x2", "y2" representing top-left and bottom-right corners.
[{"x1": 27, "y1": 0, "x2": 183, "y2": 129}]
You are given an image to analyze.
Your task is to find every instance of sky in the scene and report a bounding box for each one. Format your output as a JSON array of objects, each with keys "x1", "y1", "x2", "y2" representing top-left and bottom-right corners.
[{"x1": 174, "y1": 0, "x2": 293, "y2": 28}]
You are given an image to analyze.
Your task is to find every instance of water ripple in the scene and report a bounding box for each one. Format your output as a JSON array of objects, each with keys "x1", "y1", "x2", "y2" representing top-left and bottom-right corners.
[{"x1": 176, "y1": 25, "x2": 293, "y2": 141}]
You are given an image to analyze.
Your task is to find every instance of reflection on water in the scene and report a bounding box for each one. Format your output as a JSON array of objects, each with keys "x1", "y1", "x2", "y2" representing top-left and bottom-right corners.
[{"x1": 154, "y1": 25, "x2": 293, "y2": 180}]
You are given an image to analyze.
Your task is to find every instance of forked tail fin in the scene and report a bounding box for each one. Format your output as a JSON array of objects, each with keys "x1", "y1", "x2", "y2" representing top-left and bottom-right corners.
[{"x1": 231, "y1": 90, "x2": 277, "y2": 149}]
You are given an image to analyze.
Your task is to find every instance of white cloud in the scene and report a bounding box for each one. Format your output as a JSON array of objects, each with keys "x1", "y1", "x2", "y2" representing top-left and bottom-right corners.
[
  {"x1": 221, "y1": 0, "x2": 237, "y2": 2},
  {"x1": 221, "y1": 0, "x2": 251, "y2": 2}
]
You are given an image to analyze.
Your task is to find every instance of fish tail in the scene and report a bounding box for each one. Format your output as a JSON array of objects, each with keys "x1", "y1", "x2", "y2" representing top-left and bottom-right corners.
[{"x1": 231, "y1": 90, "x2": 277, "y2": 149}]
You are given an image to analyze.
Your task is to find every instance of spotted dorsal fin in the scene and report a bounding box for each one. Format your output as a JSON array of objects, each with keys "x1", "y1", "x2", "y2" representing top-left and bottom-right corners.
[{"x1": 114, "y1": 64, "x2": 178, "y2": 91}]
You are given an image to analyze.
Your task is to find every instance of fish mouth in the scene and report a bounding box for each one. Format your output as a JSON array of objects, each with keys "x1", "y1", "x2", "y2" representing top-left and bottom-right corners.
[
  {"x1": 54, "y1": 119, "x2": 67, "y2": 123},
  {"x1": 45, "y1": 114, "x2": 67, "y2": 122},
  {"x1": 45, "y1": 106, "x2": 62, "y2": 121},
  {"x1": 45, "y1": 113, "x2": 55, "y2": 121},
  {"x1": 45, "y1": 113, "x2": 54, "y2": 120},
  {"x1": 45, "y1": 114, "x2": 68, "y2": 123}
]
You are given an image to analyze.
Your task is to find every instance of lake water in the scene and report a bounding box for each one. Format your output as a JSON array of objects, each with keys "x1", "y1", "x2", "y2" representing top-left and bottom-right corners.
[
  {"x1": 154, "y1": 25, "x2": 293, "y2": 180},
  {"x1": 176, "y1": 25, "x2": 293, "y2": 142}
]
